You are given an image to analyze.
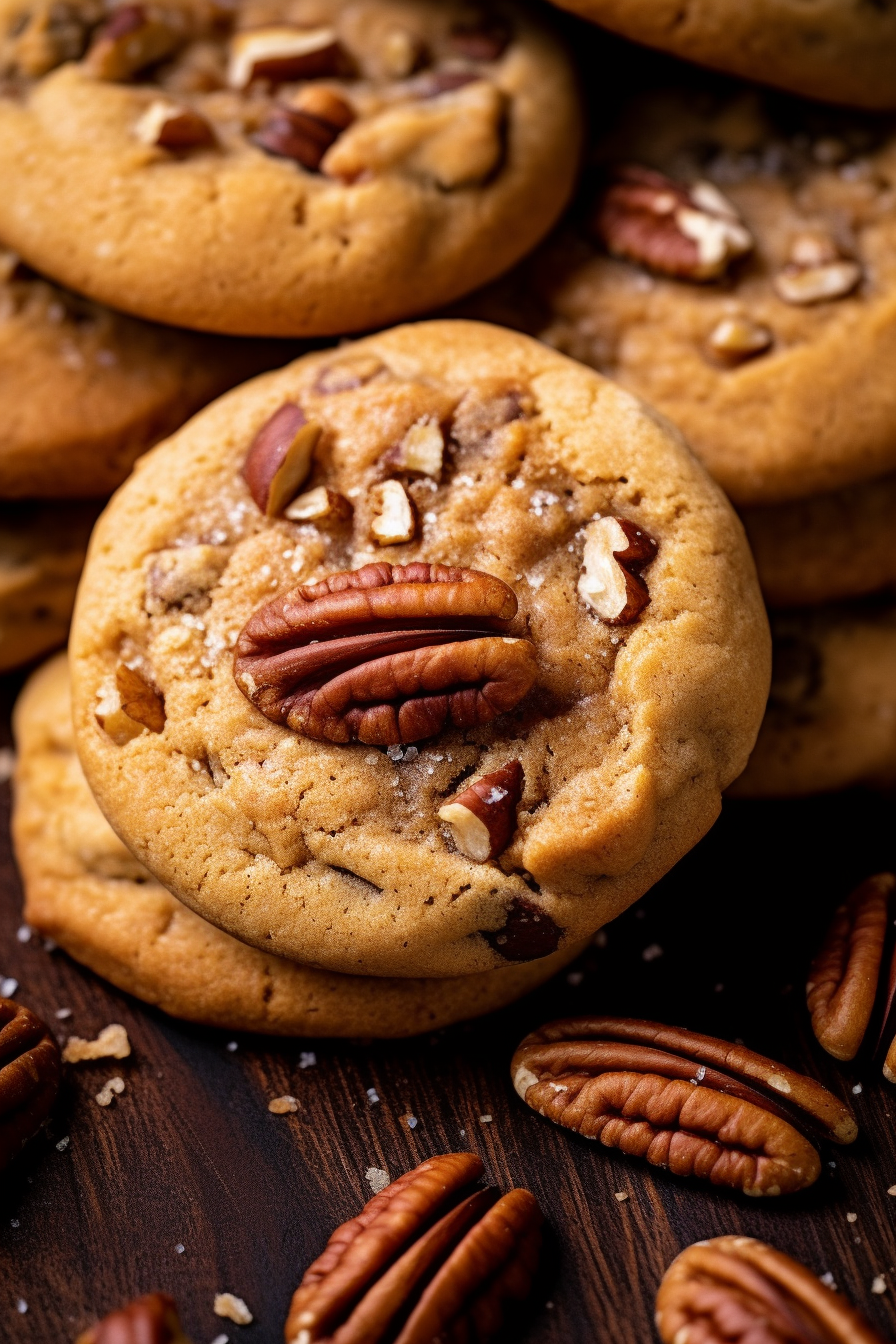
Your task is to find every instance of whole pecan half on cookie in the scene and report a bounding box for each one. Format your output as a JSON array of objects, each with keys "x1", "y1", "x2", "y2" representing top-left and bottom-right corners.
[
  {"x1": 233, "y1": 562, "x2": 538, "y2": 745},
  {"x1": 807, "y1": 872, "x2": 896, "y2": 1079},
  {"x1": 511, "y1": 1016, "x2": 856, "y2": 1196},
  {"x1": 76, "y1": 1291, "x2": 192, "y2": 1344},
  {"x1": 0, "y1": 996, "x2": 61, "y2": 1171},
  {"x1": 285, "y1": 1152, "x2": 542, "y2": 1344},
  {"x1": 656, "y1": 1236, "x2": 887, "y2": 1344}
]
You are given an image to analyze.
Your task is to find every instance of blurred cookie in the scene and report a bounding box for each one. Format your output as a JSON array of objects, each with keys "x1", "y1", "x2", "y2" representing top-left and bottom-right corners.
[
  {"x1": 13, "y1": 654, "x2": 581, "y2": 1036},
  {"x1": 70, "y1": 320, "x2": 768, "y2": 979},
  {"x1": 545, "y1": 0, "x2": 896, "y2": 110},
  {"x1": 730, "y1": 599, "x2": 896, "y2": 798},
  {"x1": 741, "y1": 469, "x2": 896, "y2": 610},
  {"x1": 0, "y1": 0, "x2": 581, "y2": 336},
  {"x1": 0, "y1": 499, "x2": 101, "y2": 671},
  {"x1": 0, "y1": 248, "x2": 295, "y2": 497}
]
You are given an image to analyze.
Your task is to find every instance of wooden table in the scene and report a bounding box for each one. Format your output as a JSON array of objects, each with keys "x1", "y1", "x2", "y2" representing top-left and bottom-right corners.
[{"x1": 1, "y1": 659, "x2": 894, "y2": 1342}]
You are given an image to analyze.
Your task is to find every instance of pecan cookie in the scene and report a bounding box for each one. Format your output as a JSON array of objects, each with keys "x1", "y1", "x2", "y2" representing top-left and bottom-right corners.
[
  {"x1": 14, "y1": 655, "x2": 581, "y2": 1033},
  {"x1": 69, "y1": 320, "x2": 768, "y2": 978},
  {"x1": 0, "y1": 0, "x2": 581, "y2": 337},
  {"x1": 730, "y1": 598, "x2": 896, "y2": 799},
  {"x1": 0, "y1": 247, "x2": 294, "y2": 497},
  {"x1": 462, "y1": 75, "x2": 896, "y2": 507}
]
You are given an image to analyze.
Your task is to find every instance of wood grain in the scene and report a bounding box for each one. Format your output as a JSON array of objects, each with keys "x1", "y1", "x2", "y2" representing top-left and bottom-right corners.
[{"x1": 0, "y1": 659, "x2": 894, "y2": 1341}]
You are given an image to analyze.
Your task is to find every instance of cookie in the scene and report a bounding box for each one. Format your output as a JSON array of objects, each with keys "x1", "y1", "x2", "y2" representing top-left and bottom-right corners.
[
  {"x1": 741, "y1": 469, "x2": 896, "y2": 610},
  {"x1": 0, "y1": 0, "x2": 581, "y2": 337},
  {"x1": 69, "y1": 320, "x2": 769, "y2": 978},
  {"x1": 730, "y1": 599, "x2": 896, "y2": 799},
  {"x1": 545, "y1": 0, "x2": 896, "y2": 111},
  {"x1": 0, "y1": 247, "x2": 296, "y2": 498},
  {"x1": 14, "y1": 654, "x2": 580, "y2": 1036},
  {"x1": 461, "y1": 77, "x2": 896, "y2": 507},
  {"x1": 0, "y1": 499, "x2": 101, "y2": 671}
]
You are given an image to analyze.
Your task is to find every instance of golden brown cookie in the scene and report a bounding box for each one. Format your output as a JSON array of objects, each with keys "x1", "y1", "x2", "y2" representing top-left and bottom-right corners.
[
  {"x1": 741, "y1": 469, "x2": 896, "y2": 610},
  {"x1": 0, "y1": 0, "x2": 581, "y2": 336},
  {"x1": 0, "y1": 499, "x2": 102, "y2": 671},
  {"x1": 14, "y1": 654, "x2": 580, "y2": 1036},
  {"x1": 545, "y1": 0, "x2": 896, "y2": 111},
  {"x1": 730, "y1": 599, "x2": 896, "y2": 799},
  {"x1": 69, "y1": 320, "x2": 769, "y2": 978},
  {"x1": 0, "y1": 248, "x2": 296, "y2": 497},
  {"x1": 461, "y1": 76, "x2": 896, "y2": 507}
]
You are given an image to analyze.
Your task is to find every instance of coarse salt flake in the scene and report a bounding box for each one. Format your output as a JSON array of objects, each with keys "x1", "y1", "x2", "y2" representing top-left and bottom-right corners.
[{"x1": 365, "y1": 1167, "x2": 389, "y2": 1194}]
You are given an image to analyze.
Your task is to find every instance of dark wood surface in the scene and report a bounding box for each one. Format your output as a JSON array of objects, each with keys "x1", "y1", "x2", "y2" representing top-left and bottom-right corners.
[{"x1": 0, "y1": 656, "x2": 895, "y2": 1342}]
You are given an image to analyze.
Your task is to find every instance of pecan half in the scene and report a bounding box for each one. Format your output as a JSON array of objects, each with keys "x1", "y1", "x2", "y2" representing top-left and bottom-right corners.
[
  {"x1": 807, "y1": 873, "x2": 896, "y2": 1079},
  {"x1": 578, "y1": 516, "x2": 658, "y2": 624},
  {"x1": 439, "y1": 759, "x2": 523, "y2": 862},
  {"x1": 656, "y1": 1236, "x2": 887, "y2": 1344},
  {"x1": 228, "y1": 25, "x2": 343, "y2": 89},
  {"x1": 255, "y1": 87, "x2": 355, "y2": 171},
  {"x1": 0, "y1": 997, "x2": 61, "y2": 1172},
  {"x1": 592, "y1": 165, "x2": 753, "y2": 282},
  {"x1": 706, "y1": 315, "x2": 773, "y2": 367},
  {"x1": 285, "y1": 1153, "x2": 542, "y2": 1344},
  {"x1": 76, "y1": 1292, "x2": 192, "y2": 1344},
  {"x1": 243, "y1": 403, "x2": 321, "y2": 516},
  {"x1": 511, "y1": 1016, "x2": 857, "y2": 1196},
  {"x1": 233, "y1": 562, "x2": 538, "y2": 745}
]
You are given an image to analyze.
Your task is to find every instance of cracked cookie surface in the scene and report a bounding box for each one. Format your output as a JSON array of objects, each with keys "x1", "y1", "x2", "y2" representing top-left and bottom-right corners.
[{"x1": 70, "y1": 320, "x2": 768, "y2": 978}]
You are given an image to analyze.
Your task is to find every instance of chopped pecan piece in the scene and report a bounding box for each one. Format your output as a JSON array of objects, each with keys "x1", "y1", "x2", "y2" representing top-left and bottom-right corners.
[
  {"x1": 134, "y1": 98, "x2": 214, "y2": 150},
  {"x1": 8, "y1": 0, "x2": 92, "y2": 77},
  {"x1": 243, "y1": 403, "x2": 321, "y2": 516},
  {"x1": 656, "y1": 1236, "x2": 887, "y2": 1344},
  {"x1": 233, "y1": 561, "x2": 538, "y2": 746},
  {"x1": 285, "y1": 1152, "x2": 542, "y2": 1344},
  {"x1": 255, "y1": 87, "x2": 355, "y2": 170},
  {"x1": 145, "y1": 544, "x2": 229, "y2": 614},
  {"x1": 449, "y1": 17, "x2": 510, "y2": 61},
  {"x1": 285, "y1": 486, "x2": 353, "y2": 523},
  {"x1": 75, "y1": 1291, "x2": 192, "y2": 1344},
  {"x1": 369, "y1": 479, "x2": 417, "y2": 545},
  {"x1": 386, "y1": 416, "x2": 445, "y2": 478},
  {"x1": 593, "y1": 165, "x2": 753, "y2": 282},
  {"x1": 97, "y1": 663, "x2": 165, "y2": 741},
  {"x1": 706, "y1": 315, "x2": 773, "y2": 366},
  {"x1": 807, "y1": 873, "x2": 896, "y2": 1079},
  {"x1": 511, "y1": 1016, "x2": 857, "y2": 1196},
  {"x1": 774, "y1": 233, "x2": 862, "y2": 306},
  {"x1": 84, "y1": 4, "x2": 191, "y2": 82},
  {"x1": 439, "y1": 759, "x2": 523, "y2": 862},
  {"x1": 0, "y1": 997, "x2": 61, "y2": 1172},
  {"x1": 578, "y1": 515, "x2": 658, "y2": 624},
  {"x1": 228, "y1": 25, "x2": 343, "y2": 88}
]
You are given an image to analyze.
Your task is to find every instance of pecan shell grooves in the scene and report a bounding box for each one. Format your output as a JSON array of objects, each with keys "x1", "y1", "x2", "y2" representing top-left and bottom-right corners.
[
  {"x1": 285, "y1": 1153, "x2": 542, "y2": 1344},
  {"x1": 656, "y1": 1236, "x2": 888, "y2": 1344},
  {"x1": 807, "y1": 873, "x2": 896, "y2": 1076},
  {"x1": 0, "y1": 997, "x2": 61, "y2": 1171},
  {"x1": 512, "y1": 1017, "x2": 856, "y2": 1197},
  {"x1": 234, "y1": 563, "x2": 538, "y2": 745},
  {"x1": 76, "y1": 1291, "x2": 191, "y2": 1344}
]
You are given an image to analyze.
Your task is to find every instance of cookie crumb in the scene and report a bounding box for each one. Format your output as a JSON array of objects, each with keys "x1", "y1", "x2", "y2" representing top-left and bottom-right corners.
[
  {"x1": 365, "y1": 1167, "x2": 389, "y2": 1194},
  {"x1": 888, "y1": 1185, "x2": 896, "y2": 1196},
  {"x1": 872, "y1": 1276, "x2": 887, "y2": 1295},
  {"x1": 846, "y1": 1212, "x2": 857, "y2": 1223},
  {"x1": 479, "y1": 1114, "x2": 493, "y2": 1124},
  {"x1": 63, "y1": 1023, "x2": 130, "y2": 1063},
  {"x1": 299, "y1": 1051, "x2": 317, "y2": 1069},
  {"x1": 214, "y1": 1294, "x2": 253, "y2": 1325},
  {"x1": 614, "y1": 1192, "x2": 629, "y2": 1203},
  {"x1": 268, "y1": 1095, "x2": 298, "y2": 1114},
  {"x1": 95, "y1": 1077, "x2": 125, "y2": 1107}
]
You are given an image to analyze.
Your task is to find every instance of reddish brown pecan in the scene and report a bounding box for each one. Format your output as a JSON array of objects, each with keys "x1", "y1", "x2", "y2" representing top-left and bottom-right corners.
[
  {"x1": 807, "y1": 873, "x2": 896, "y2": 1080},
  {"x1": 656, "y1": 1236, "x2": 887, "y2": 1344},
  {"x1": 243, "y1": 403, "x2": 322, "y2": 516},
  {"x1": 439, "y1": 760, "x2": 523, "y2": 862},
  {"x1": 284, "y1": 1152, "x2": 542, "y2": 1344},
  {"x1": 511, "y1": 1016, "x2": 857, "y2": 1197},
  {"x1": 578, "y1": 515, "x2": 658, "y2": 624},
  {"x1": 84, "y1": 4, "x2": 191, "y2": 81},
  {"x1": 116, "y1": 662, "x2": 165, "y2": 733},
  {"x1": 233, "y1": 562, "x2": 538, "y2": 746},
  {"x1": 0, "y1": 997, "x2": 61, "y2": 1171},
  {"x1": 76, "y1": 1291, "x2": 192, "y2": 1344},
  {"x1": 255, "y1": 87, "x2": 355, "y2": 171}
]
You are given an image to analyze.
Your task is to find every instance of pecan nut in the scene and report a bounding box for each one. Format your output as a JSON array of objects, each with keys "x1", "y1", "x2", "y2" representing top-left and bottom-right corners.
[
  {"x1": 807, "y1": 872, "x2": 896, "y2": 1079},
  {"x1": 438, "y1": 759, "x2": 523, "y2": 862},
  {"x1": 134, "y1": 98, "x2": 215, "y2": 150},
  {"x1": 76, "y1": 1291, "x2": 192, "y2": 1344},
  {"x1": 228, "y1": 25, "x2": 343, "y2": 89},
  {"x1": 592, "y1": 165, "x2": 753, "y2": 281},
  {"x1": 84, "y1": 4, "x2": 192, "y2": 81},
  {"x1": 285, "y1": 1152, "x2": 542, "y2": 1344},
  {"x1": 233, "y1": 562, "x2": 538, "y2": 745},
  {"x1": 656, "y1": 1236, "x2": 887, "y2": 1344},
  {"x1": 0, "y1": 997, "x2": 61, "y2": 1172},
  {"x1": 578, "y1": 515, "x2": 658, "y2": 624},
  {"x1": 511, "y1": 1016, "x2": 857, "y2": 1196},
  {"x1": 254, "y1": 88, "x2": 355, "y2": 171},
  {"x1": 775, "y1": 233, "x2": 862, "y2": 306},
  {"x1": 243, "y1": 402, "x2": 322, "y2": 516}
]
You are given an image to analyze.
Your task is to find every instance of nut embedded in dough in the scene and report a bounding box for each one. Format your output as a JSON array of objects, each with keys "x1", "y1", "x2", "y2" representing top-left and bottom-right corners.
[
  {"x1": 439, "y1": 760, "x2": 524, "y2": 862},
  {"x1": 577, "y1": 515, "x2": 657, "y2": 624},
  {"x1": 133, "y1": 98, "x2": 214, "y2": 150},
  {"x1": 227, "y1": 25, "x2": 343, "y2": 89},
  {"x1": 284, "y1": 486, "x2": 353, "y2": 523},
  {"x1": 369, "y1": 479, "x2": 417, "y2": 545},
  {"x1": 242, "y1": 402, "x2": 321, "y2": 516}
]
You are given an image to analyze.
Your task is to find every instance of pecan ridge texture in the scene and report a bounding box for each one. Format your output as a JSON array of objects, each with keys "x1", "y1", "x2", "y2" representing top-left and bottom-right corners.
[
  {"x1": 511, "y1": 1016, "x2": 856, "y2": 1197},
  {"x1": 0, "y1": 995, "x2": 61, "y2": 1171},
  {"x1": 656, "y1": 1235, "x2": 888, "y2": 1344},
  {"x1": 285, "y1": 1152, "x2": 542, "y2": 1343},
  {"x1": 234, "y1": 562, "x2": 538, "y2": 745}
]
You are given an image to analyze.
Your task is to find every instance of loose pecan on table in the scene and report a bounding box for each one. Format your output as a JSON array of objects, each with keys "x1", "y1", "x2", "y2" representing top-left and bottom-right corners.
[
  {"x1": 76, "y1": 1291, "x2": 192, "y2": 1344},
  {"x1": 656, "y1": 1235, "x2": 887, "y2": 1344},
  {"x1": 284, "y1": 1152, "x2": 542, "y2": 1344},
  {"x1": 807, "y1": 872, "x2": 896, "y2": 1079},
  {"x1": 511, "y1": 1016, "x2": 856, "y2": 1196},
  {"x1": 592, "y1": 164, "x2": 753, "y2": 282},
  {"x1": 577, "y1": 515, "x2": 658, "y2": 624},
  {"x1": 233, "y1": 562, "x2": 538, "y2": 745},
  {"x1": 0, "y1": 996, "x2": 61, "y2": 1171}
]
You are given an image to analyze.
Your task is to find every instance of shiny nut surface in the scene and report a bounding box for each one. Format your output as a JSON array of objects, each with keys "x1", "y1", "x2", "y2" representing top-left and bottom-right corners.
[
  {"x1": 242, "y1": 403, "x2": 321, "y2": 516},
  {"x1": 233, "y1": 562, "x2": 538, "y2": 745},
  {"x1": 439, "y1": 759, "x2": 523, "y2": 862},
  {"x1": 656, "y1": 1236, "x2": 887, "y2": 1344},
  {"x1": 76, "y1": 1291, "x2": 192, "y2": 1343},
  {"x1": 577, "y1": 515, "x2": 657, "y2": 624},
  {"x1": 0, "y1": 997, "x2": 61, "y2": 1171},
  {"x1": 285, "y1": 1152, "x2": 542, "y2": 1344}
]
